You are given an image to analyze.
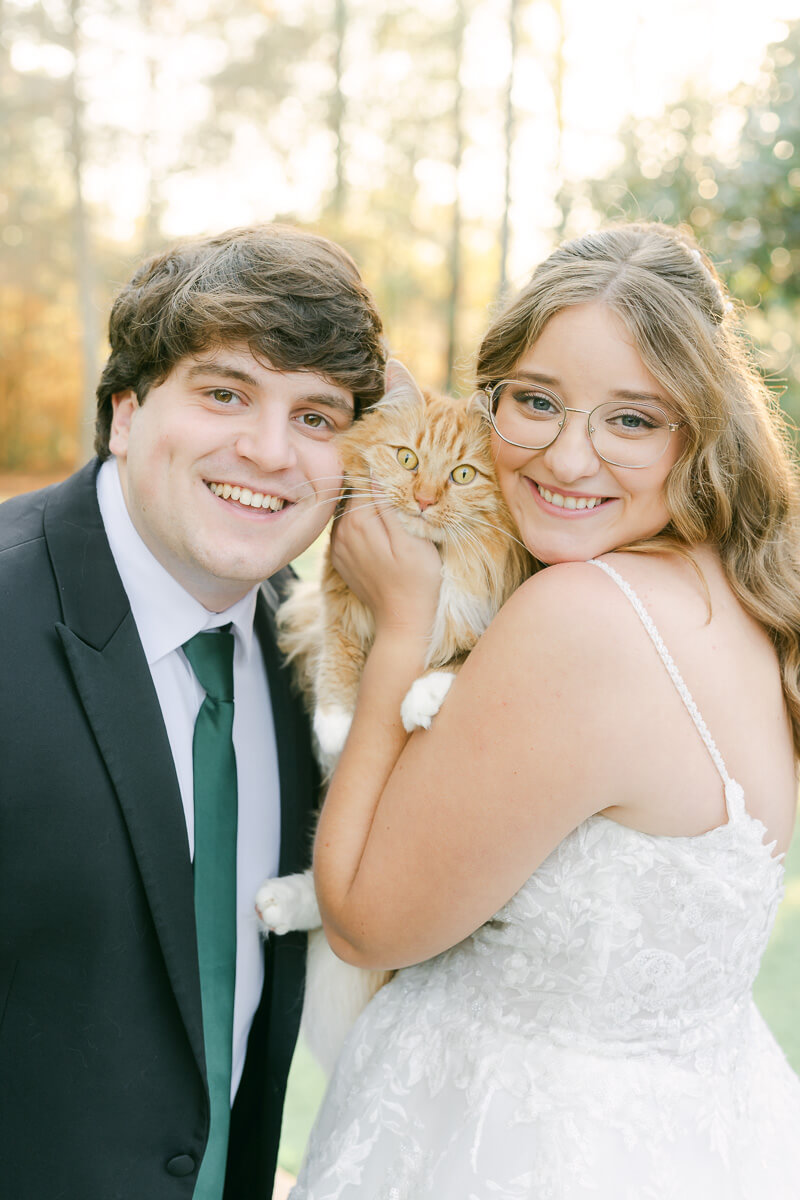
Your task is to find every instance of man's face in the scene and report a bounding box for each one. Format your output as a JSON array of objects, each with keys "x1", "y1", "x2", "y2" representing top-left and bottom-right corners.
[{"x1": 109, "y1": 346, "x2": 355, "y2": 611}]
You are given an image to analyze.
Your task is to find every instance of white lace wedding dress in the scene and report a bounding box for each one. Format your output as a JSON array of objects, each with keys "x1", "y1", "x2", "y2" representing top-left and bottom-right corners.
[{"x1": 290, "y1": 560, "x2": 800, "y2": 1199}]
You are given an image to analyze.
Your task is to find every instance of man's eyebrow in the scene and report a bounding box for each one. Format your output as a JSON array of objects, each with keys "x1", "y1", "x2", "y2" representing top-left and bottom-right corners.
[
  {"x1": 299, "y1": 392, "x2": 354, "y2": 415},
  {"x1": 186, "y1": 362, "x2": 260, "y2": 388},
  {"x1": 186, "y1": 362, "x2": 354, "y2": 413}
]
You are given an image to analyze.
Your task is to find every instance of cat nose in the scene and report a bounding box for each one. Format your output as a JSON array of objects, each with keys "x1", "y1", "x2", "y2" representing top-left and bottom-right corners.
[{"x1": 416, "y1": 494, "x2": 436, "y2": 511}]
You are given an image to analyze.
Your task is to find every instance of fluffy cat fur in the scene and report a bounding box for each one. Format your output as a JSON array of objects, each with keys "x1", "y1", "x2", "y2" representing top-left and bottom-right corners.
[{"x1": 255, "y1": 362, "x2": 532, "y2": 1072}]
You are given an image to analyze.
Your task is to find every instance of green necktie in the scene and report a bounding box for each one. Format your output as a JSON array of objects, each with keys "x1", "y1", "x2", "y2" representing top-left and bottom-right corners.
[{"x1": 182, "y1": 627, "x2": 238, "y2": 1200}]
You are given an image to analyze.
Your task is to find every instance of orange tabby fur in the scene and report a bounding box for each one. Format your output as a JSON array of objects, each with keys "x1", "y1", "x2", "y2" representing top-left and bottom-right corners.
[{"x1": 278, "y1": 381, "x2": 533, "y2": 765}]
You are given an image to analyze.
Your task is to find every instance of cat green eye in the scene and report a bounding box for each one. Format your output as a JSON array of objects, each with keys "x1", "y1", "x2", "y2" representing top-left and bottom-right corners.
[
  {"x1": 450, "y1": 464, "x2": 476, "y2": 485},
  {"x1": 397, "y1": 448, "x2": 419, "y2": 471}
]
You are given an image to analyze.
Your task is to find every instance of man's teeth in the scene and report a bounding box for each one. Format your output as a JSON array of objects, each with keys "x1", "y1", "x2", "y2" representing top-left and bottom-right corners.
[
  {"x1": 208, "y1": 482, "x2": 286, "y2": 511},
  {"x1": 536, "y1": 484, "x2": 604, "y2": 510}
]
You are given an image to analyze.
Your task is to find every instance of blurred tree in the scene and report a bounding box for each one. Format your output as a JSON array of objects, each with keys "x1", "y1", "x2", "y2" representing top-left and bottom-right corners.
[
  {"x1": 444, "y1": 0, "x2": 467, "y2": 391},
  {"x1": 498, "y1": 0, "x2": 520, "y2": 298},
  {"x1": 66, "y1": 0, "x2": 101, "y2": 462},
  {"x1": 0, "y1": 0, "x2": 82, "y2": 468},
  {"x1": 557, "y1": 19, "x2": 800, "y2": 420}
]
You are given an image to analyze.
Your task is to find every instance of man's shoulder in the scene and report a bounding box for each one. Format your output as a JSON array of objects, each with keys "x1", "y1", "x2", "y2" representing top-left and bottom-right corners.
[{"x1": 0, "y1": 479, "x2": 55, "y2": 554}]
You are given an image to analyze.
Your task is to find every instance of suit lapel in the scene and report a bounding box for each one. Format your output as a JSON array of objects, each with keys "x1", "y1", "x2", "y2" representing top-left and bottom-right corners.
[
  {"x1": 254, "y1": 575, "x2": 317, "y2": 876},
  {"x1": 44, "y1": 463, "x2": 205, "y2": 1076}
]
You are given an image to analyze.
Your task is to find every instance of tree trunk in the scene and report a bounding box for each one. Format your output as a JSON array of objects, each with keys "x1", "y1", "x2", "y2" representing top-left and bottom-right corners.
[
  {"x1": 67, "y1": 0, "x2": 100, "y2": 464},
  {"x1": 331, "y1": 0, "x2": 347, "y2": 215},
  {"x1": 444, "y1": 0, "x2": 466, "y2": 393},
  {"x1": 140, "y1": 0, "x2": 164, "y2": 255},
  {"x1": 498, "y1": 0, "x2": 519, "y2": 298}
]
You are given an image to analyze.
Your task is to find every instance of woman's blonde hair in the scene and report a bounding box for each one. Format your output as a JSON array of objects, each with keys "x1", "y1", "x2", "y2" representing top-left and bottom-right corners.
[{"x1": 477, "y1": 222, "x2": 800, "y2": 756}]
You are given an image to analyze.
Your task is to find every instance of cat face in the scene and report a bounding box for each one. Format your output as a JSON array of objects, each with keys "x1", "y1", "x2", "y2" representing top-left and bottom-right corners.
[{"x1": 337, "y1": 390, "x2": 506, "y2": 546}]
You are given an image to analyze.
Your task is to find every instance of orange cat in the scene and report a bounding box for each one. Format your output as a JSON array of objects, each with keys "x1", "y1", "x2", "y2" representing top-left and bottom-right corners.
[
  {"x1": 277, "y1": 362, "x2": 532, "y2": 771},
  {"x1": 255, "y1": 362, "x2": 532, "y2": 1070}
]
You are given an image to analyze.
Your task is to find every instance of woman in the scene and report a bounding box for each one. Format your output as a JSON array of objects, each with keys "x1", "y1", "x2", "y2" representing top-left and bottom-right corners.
[{"x1": 290, "y1": 223, "x2": 800, "y2": 1198}]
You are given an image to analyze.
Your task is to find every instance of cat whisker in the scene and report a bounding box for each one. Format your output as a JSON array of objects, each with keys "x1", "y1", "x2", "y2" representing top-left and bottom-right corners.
[
  {"x1": 331, "y1": 499, "x2": 385, "y2": 520},
  {"x1": 451, "y1": 515, "x2": 532, "y2": 556}
]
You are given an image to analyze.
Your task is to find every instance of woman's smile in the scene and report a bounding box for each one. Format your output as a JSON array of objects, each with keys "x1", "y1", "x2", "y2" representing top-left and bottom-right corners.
[{"x1": 526, "y1": 478, "x2": 615, "y2": 517}]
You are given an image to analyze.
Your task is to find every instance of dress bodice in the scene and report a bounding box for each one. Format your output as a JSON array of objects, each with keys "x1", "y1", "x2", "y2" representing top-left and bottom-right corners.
[
  {"x1": 400, "y1": 809, "x2": 783, "y2": 1060},
  {"x1": 396, "y1": 558, "x2": 785, "y2": 1060}
]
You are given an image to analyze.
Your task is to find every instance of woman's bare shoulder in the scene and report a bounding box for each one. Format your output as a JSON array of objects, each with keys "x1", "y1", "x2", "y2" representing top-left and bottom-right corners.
[{"x1": 488, "y1": 559, "x2": 649, "y2": 679}]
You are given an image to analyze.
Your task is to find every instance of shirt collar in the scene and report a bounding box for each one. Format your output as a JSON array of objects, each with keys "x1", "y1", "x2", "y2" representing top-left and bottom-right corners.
[{"x1": 96, "y1": 457, "x2": 259, "y2": 665}]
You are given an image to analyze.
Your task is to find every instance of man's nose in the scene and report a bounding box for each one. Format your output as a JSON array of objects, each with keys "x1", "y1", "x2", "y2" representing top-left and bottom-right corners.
[
  {"x1": 235, "y1": 411, "x2": 298, "y2": 472},
  {"x1": 541, "y1": 411, "x2": 600, "y2": 482}
]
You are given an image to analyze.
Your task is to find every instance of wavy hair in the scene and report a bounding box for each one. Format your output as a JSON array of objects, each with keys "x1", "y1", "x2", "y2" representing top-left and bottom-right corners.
[
  {"x1": 95, "y1": 224, "x2": 386, "y2": 458},
  {"x1": 477, "y1": 222, "x2": 800, "y2": 756}
]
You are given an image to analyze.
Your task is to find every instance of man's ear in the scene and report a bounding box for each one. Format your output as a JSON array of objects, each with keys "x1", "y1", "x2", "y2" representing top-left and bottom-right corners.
[{"x1": 108, "y1": 390, "x2": 139, "y2": 458}]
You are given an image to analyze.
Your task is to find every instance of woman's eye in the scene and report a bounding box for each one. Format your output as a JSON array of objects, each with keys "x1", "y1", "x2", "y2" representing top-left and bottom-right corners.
[
  {"x1": 210, "y1": 388, "x2": 238, "y2": 404},
  {"x1": 607, "y1": 409, "x2": 657, "y2": 433},
  {"x1": 511, "y1": 388, "x2": 558, "y2": 414},
  {"x1": 450, "y1": 464, "x2": 476, "y2": 484},
  {"x1": 397, "y1": 448, "x2": 419, "y2": 470}
]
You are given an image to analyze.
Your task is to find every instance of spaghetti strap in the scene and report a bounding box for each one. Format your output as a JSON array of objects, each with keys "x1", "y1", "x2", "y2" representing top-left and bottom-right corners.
[{"x1": 588, "y1": 558, "x2": 746, "y2": 822}]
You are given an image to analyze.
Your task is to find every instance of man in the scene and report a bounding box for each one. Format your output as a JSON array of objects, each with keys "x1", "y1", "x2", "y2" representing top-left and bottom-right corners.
[{"x1": 0, "y1": 224, "x2": 385, "y2": 1199}]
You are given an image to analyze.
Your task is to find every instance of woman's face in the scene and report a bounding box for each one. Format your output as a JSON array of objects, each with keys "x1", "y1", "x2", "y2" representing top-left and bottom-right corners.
[{"x1": 491, "y1": 302, "x2": 685, "y2": 565}]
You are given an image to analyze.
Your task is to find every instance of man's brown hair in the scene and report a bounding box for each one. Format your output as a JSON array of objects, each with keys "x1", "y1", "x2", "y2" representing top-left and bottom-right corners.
[{"x1": 95, "y1": 224, "x2": 386, "y2": 458}]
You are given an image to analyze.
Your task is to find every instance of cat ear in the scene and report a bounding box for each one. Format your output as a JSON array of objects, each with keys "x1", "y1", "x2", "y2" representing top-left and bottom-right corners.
[
  {"x1": 467, "y1": 388, "x2": 490, "y2": 419},
  {"x1": 378, "y1": 359, "x2": 425, "y2": 411}
]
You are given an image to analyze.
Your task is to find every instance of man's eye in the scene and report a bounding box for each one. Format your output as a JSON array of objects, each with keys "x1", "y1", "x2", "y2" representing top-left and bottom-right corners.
[
  {"x1": 210, "y1": 388, "x2": 238, "y2": 404},
  {"x1": 300, "y1": 412, "x2": 332, "y2": 431}
]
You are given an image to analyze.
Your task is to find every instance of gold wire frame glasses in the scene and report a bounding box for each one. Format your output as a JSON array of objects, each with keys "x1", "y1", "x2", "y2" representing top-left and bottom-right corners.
[{"x1": 485, "y1": 380, "x2": 683, "y2": 470}]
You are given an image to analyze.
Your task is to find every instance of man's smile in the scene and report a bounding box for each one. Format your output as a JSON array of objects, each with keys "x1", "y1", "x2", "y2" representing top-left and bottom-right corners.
[{"x1": 206, "y1": 479, "x2": 291, "y2": 512}]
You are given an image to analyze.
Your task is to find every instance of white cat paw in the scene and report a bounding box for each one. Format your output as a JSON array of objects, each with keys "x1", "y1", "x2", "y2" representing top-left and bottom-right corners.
[
  {"x1": 401, "y1": 671, "x2": 456, "y2": 732},
  {"x1": 313, "y1": 706, "x2": 353, "y2": 770},
  {"x1": 255, "y1": 871, "x2": 321, "y2": 935}
]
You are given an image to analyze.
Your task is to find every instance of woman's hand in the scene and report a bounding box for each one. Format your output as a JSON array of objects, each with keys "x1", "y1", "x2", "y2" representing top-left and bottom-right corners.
[
  {"x1": 331, "y1": 360, "x2": 443, "y2": 638},
  {"x1": 332, "y1": 486, "x2": 442, "y2": 636}
]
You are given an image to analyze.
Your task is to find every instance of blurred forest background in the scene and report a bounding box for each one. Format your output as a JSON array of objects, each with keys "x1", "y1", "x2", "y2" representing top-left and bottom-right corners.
[
  {"x1": 5, "y1": 3, "x2": 800, "y2": 1186},
  {"x1": 3, "y1": 0, "x2": 800, "y2": 476}
]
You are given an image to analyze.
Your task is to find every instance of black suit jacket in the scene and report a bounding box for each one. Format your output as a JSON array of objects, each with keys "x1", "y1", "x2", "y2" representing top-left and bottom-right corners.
[{"x1": 0, "y1": 461, "x2": 319, "y2": 1200}]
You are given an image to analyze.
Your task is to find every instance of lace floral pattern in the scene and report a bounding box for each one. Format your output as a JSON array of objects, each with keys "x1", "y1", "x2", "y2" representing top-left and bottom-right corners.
[
  {"x1": 292, "y1": 816, "x2": 799, "y2": 1199},
  {"x1": 290, "y1": 563, "x2": 800, "y2": 1198}
]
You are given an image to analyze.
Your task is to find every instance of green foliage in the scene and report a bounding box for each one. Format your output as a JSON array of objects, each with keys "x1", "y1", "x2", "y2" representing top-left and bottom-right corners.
[{"x1": 558, "y1": 20, "x2": 800, "y2": 423}]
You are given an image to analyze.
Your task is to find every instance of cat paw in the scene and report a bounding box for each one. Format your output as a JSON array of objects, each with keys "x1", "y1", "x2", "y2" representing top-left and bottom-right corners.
[
  {"x1": 401, "y1": 671, "x2": 456, "y2": 732},
  {"x1": 255, "y1": 872, "x2": 321, "y2": 935},
  {"x1": 313, "y1": 706, "x2": 353, "y2": 766}
]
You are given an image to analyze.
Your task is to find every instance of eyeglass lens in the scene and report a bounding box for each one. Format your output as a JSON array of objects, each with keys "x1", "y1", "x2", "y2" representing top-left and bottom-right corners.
[{"x1": 490, "y1": 381, "x2": 673, "y2": 469}]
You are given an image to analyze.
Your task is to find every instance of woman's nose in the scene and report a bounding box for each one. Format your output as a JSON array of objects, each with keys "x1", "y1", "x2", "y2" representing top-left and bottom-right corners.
[{"x1": 541, "y1": 411, "x2": 600, "y2": 483}]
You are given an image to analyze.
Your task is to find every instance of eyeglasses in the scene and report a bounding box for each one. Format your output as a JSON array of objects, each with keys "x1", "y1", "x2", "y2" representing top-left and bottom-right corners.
[{"x1": 485, "y1": 380, "x2": 683, "y2": 470}]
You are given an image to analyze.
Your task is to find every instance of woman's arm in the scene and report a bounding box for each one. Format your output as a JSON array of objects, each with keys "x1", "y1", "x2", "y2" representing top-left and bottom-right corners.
[{"x1": 314, "y1": 498, "x2": 624, "y2": 970}]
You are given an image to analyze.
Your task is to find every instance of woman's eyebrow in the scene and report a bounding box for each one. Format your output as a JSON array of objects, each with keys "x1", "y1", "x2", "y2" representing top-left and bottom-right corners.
[
  {"x1": 610, "y1": 388, "x2": 667, "y2": 404},
  {"x1": 516, "y1": 370, "x2": 561, "y2": 386}
]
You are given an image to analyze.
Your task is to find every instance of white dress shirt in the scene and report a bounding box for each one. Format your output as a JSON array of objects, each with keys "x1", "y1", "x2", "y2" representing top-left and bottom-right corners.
[{"x1": 97, "y1": 458, "x2": 281, "y2": 1101}]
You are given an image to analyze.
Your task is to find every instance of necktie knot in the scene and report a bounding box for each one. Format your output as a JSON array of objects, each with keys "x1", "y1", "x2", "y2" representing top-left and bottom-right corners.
[{"x1": 183, "y1": 628, "x2": 235, "y2": 703}]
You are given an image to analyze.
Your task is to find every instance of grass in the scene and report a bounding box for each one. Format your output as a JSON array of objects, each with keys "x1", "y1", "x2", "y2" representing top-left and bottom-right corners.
[{"x1": 278, "y1": 814, "x2": 800, "y2": 1176}]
